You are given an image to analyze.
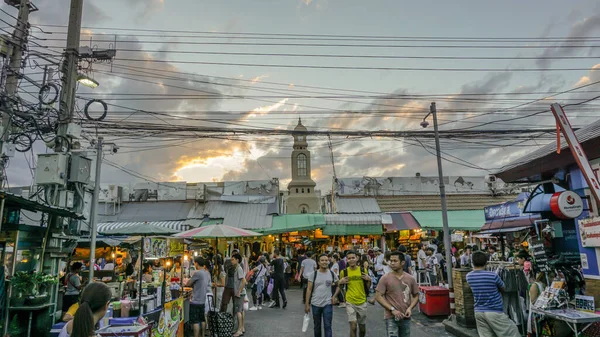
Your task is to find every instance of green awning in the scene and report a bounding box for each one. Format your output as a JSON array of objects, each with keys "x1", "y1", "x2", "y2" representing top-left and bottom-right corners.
[
  {"x1": 261, "y1": 214, "x2": 325, "y2": 234},
  {"x1": 322, "y1": 224, "x2": 383, "y2": 236},
  {"x1": 412, "y1": 210, "x2": 485, "y2": 231}
]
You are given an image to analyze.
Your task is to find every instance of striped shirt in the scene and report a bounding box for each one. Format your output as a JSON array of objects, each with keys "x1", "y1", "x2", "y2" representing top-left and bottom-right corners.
[{"x1": 466, "y1": 270, "x2": 504, "y2": 313}]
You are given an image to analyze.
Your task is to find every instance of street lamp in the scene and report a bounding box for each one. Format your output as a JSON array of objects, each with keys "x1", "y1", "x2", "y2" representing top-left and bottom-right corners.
[
  {"x1": 421, "y1": 102, "x2": 454, "y2": 308},
  {"x1": 77, "y1": 73, "x2": 99, "y2": 88}
]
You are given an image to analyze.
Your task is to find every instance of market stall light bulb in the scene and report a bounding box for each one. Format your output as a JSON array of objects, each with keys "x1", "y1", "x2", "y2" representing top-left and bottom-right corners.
[
  {"x1": 111, "y1": 253, "x2": 116, "y2": 258},
  {"x1": 194, "y1": 251, "x2": 198, "y2": 257},
  {"x1": 184, "y1": 255, "x2": 188, "y2": 261}
]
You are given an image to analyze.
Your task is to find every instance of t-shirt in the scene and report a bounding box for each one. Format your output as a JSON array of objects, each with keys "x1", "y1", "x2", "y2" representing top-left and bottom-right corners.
[
  {"x1": 344, "y1": 267, "x2": 366, "y2": 305},
  {"x1": 375, "y1": 254, "x2": 385, "y2": 275},
  {"x1": 376, "y1": 272, "x2": 419, "y2": 319},
  {"x1": 466, "y1": 270, "x2": 504, "y2": 313},
  {"x1": 308, "y1": 270, "x2": 338, "y2": 307},
  {"x1": 103, "y1": 263, "x2": 115, "y2": 270},
  {"x1": 417, "y1": 250, "x2": 427, "y2": 269},
  {"x1": 301, "y1": 258, "x2": 317, "y2": 279},
  {"x1": 65, "y1": 274, "x2": 81, "y2": 295},
  {"x1": 426, "y1": 256, "x2": 439, "y2": 275},
  {"x1": 234, "y1": 265, "x2": 246, "y2": 297},
  {"x1": 272, "y1": 257, "x2": 285, "y2": 275},
  {"x1": 224, "y1": 259, "x2": 235, "y2": 289},
  {"x1": 460, "y1": 254, "x2": 471, "y2": 267},
  {"x1": 403, "y1": 255, "x2": 412, "y2": 273},
  {"x1": 187, "y1": 269, "x2": 211, "y2": 305},
  {"x1": 66, "y1": 303, "x2": 79, "y2": 317},
  {"x1": 331, "y1": 262, "x2": 340, "y2": 277}
]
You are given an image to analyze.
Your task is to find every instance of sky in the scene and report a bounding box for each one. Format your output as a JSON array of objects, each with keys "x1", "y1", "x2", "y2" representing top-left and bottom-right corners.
[{"x1": 4, "y1": 0, "x2": 600, "y2": 192}]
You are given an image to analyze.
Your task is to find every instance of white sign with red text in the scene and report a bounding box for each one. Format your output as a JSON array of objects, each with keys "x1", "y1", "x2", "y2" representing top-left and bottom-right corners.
[{"x1": 579, "y1": 216, "x2": 600, "y2": 247}]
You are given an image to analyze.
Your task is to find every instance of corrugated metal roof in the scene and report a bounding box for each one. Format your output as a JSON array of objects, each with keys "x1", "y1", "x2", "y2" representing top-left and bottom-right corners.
[
  {"x1": 497, "y1": 117, "x2": 600, "y2": 176},
  {"x1": 98, "y1": 201, "x2": 195, "y2": 223},
  {"x1": 376, "y1": 194, "x2": 517, "y2": 211},
  {"x1": 97, "y1": 221, "x2": 186, "y2": 233},
  {"x1": 336, "y1": 197, "x2": 381, "y2": 213},
  {"x1": 218, "y1": 195, "x2": 277, "y2": 204},
  {"x1": 202, "y1": 201, "x2": 273, "y2": 229}
]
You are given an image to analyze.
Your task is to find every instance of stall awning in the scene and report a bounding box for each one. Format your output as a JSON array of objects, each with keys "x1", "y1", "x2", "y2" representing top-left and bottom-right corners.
[
  {"x1": 479, "y1": 226, "x2": 532, "y2": 235},
  {"x1": 97, "y1": 221, "x2": 187, "y2": 233},
  {"x1": 412, "y1": 210, "x2": 485, "y2": 231},
  {"x1": 322, "y1": 224, "x2": 383, "y2": 236},
  {"x1": 480, "y1": 214, "x2": 539, "y2": 232},
  {"x1": 323, "y1": 214, "x2": 384, "y2": 235},
  {"x1": 0, "y1": 191, "x2": 84, "y2": 219},
  {"x1": 385, "y1": 212, "x2": 421, "y2": 232},
  {"x1": 261, "y1": 214, "x2": 325, "y2": 234}
]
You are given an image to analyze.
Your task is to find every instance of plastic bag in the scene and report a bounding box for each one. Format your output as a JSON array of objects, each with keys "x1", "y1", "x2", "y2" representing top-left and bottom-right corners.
[
  {"x1": 302, "y1": 313, "x2": 310, "y2": 332},
  {"x1": 267, "y1": 278, "x2": 274, "y2": 295},
  {"x1": 243, "y1": 294, "x2": 249, "y2": 311}
]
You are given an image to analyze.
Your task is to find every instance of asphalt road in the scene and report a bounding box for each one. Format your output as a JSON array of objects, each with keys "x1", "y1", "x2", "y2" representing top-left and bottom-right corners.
[{"x1": 237, "y1": 288, "x2": 453, "y2": 337}]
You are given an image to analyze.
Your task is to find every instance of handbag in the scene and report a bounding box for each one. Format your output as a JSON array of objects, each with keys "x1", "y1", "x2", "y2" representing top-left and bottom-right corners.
[
  {"x1": 206, "y1": 294, "x2": 234, "y2": 337},
  {"x1": 267, "y1": 278, "x2": 274, "y2": 295}
]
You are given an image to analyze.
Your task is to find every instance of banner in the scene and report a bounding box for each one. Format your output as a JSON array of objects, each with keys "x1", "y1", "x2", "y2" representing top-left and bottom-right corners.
[
  {"x1": 168, "y1": 239, "x2": 185, "y2": 257},
  {"x1": 144, "y1": 238, "x2": 167, "y2": 259},
  {"x1": 579, "y1": 217, "x2": 600, "y2": 247},
  {"x1": 152, "y1": 297, "x2": 183, "y2": 337}
]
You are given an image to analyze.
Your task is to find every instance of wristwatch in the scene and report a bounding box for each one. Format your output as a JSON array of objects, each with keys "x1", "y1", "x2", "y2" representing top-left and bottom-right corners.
[{"x1": 390, "y1": 306, "x2": 396, "y2": 312}]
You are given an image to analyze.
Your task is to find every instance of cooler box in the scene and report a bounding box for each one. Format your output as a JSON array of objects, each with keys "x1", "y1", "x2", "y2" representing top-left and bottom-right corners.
[{"x1": 419, "y1": 286, "x2": 450, "y2": 316}]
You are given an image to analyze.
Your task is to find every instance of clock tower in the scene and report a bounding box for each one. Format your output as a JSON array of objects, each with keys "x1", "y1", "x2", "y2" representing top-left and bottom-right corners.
[{"x1": 286, "y1": 118, "x2": 319, "y2": 214}]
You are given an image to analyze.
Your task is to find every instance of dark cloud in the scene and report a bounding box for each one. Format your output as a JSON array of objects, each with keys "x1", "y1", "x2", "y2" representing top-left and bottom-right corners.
[{"x1": 536, "y1": 13, "x2": 600, "y2": 68}]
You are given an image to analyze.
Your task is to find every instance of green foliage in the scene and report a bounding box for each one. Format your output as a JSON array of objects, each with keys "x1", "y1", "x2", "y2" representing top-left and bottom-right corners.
[{"x1": 7, "y1": 315, "x2": 21, "y2": 337}]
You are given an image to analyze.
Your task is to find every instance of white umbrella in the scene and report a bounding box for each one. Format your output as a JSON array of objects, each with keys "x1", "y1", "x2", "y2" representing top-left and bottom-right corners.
[{"x1": 173, "y1": 224, "x2": 262, "y2": 239}]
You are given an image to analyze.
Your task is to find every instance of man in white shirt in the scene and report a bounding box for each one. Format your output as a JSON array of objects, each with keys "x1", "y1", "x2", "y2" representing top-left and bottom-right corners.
[
  {"x1": 426, "y1": 248, "x2": 439, "y2": 285},
  {"x1": 460, "y1": 246, "x2": 472, "y2": 268},
  {"x1": 299, "y1": 252, "x2": 317, "y2": 304},
  {"x1": 374, "y1": 247, "x2": 385, "y2": 283},
  {"x1": 417, "y1": 244, "x2": 427, "y2": 270}
]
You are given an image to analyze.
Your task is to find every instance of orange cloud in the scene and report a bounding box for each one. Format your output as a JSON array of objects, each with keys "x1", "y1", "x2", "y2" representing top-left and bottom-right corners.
[
  {"x1": 251, "y1": 75, "x2": 269, "y2": 83},
  {"x1": 574, "y1": 63, "x2": 600, "y2": 88}
]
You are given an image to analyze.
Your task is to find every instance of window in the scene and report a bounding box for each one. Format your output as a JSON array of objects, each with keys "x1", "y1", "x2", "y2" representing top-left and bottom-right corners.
[
  {"x1": 297, "y1": 154, "x2": 307, "y2": 176},
  {"x1": 301, "y1": 207, "x2": 307, "y2": 214},
  {"x1": 302, "y1": 188, "x2": 305, "y2": 193},
  {"x1": 296, "y1": 188, "x2": 298, "y2": 193},
  {"x1": 307, "y1": 188, "x2": 310, "y2": 193}
]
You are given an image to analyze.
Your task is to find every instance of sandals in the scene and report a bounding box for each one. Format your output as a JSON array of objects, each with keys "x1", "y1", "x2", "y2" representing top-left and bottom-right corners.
[{"x1": 234, "y1": 330, "x2": 244, "y2": 337}]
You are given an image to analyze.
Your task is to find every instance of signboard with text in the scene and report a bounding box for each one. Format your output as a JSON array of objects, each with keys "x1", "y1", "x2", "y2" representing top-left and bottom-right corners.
[{"x1": 579, "y1": 217, "x2": 600, "y2": 247}]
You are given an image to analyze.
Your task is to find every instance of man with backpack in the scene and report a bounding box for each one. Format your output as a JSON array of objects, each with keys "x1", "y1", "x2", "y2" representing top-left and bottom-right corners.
[
  {"x1": 338, "y1": 251, "x2": 371, "y2": 337},
  {"x1": 305, "y1": 253, "x2": 339, "y2": 337}
]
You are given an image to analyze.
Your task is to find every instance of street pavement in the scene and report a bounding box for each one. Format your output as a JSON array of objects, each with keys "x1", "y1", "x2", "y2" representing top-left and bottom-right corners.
[{"x1": 240, "y1": 288, "x2": 453, "y2": 337}]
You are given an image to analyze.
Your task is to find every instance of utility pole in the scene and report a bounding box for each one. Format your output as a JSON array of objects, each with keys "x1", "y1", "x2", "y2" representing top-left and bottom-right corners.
[
  {"x1": 88, "y1": 136, "x2": 102, "y2": 281},
  {"x1": 0, "y1": 0, "x2": 32, "y2": 187},
  {"x1": 56, "y1": 0, "x2": 83, "y2": 152},
  {"x1": 430, "y1": 102, "x2": 454, "y2": 312}
]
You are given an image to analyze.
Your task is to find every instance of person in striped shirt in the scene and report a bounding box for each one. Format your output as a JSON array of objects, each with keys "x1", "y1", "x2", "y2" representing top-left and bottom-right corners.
[{"x1": 466, "y1": 251, "x2": 519, "y2": 337}]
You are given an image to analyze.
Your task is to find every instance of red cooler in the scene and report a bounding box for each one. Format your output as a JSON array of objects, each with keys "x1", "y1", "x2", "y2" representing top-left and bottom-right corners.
[{"x1": 418, "y1": 286, "x2": 450, "y2": 316}]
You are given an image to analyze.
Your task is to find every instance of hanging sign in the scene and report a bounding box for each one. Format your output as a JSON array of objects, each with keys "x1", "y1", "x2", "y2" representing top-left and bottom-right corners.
[
  {"x1": 530, "y1": 239, "x2": 549, "y2": 272},
  {"x1": 451, "y1": 234, "x2": 464, "y2": 242},
  {"x1": 550, "y1": 191, "x2": 583, "y2": 219},
  {"x1": 144, "y1": 238, "x2": 168, "y2": 259},
  {"x1": 579, "y1": 216, "x2": 600, "y2": 247},
  {"x1": 168, "y1": 239, "x2": 185, "y2": 256}
]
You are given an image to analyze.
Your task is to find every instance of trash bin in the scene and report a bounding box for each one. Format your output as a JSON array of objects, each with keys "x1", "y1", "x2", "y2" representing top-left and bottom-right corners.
[{"x1": 419, "y1": 286, "x2": 450, "y2": 316}]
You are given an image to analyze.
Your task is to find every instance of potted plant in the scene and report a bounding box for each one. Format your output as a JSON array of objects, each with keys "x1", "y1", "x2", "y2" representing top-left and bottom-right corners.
[
  {"x1": 37, "y1": 273, "x2": 58, "y2": 295},
  {"x1": 9, "y1": 272, "x2": 33, "y2": 306}
]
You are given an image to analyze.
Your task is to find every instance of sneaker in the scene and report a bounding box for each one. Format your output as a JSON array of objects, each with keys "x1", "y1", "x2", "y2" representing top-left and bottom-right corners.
[
  {"x1": 258, "y1": 305, "x2": 263, "y2": 310},
  {"x1": 249, "y1": 306, "x2": 258, "y2": 311},
  {"x1": 268, "y1": 302, "x2": 277, "y2": 308},
  {"x1": 283, "y1": 301, "x2": 287, "y2": 309},
  {"x1": 339, "y1": 303, "x2": 346, "y2": 308}
]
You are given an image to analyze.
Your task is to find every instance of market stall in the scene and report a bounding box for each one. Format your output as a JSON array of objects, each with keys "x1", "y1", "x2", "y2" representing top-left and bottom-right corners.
[{"x1": 100, "y1": 223, "x2": 190, "y2": 337}]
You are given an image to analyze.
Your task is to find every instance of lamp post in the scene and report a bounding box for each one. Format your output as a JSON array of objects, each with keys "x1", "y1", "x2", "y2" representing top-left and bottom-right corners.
[{"x1": 421, "y1": 102, "x2": 454, "y2": 313}]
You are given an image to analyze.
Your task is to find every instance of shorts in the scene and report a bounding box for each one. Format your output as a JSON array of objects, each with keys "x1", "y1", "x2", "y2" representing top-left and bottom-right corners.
[
  {"x1": 233, "y1": 296, "x2": 244, "y2": 313},
  {"x1": 346, "y1": 302, "x2": 368, "y2": 325},
  {"x1": 189, "y1": 303, "x2": 206, "y2": 324}
]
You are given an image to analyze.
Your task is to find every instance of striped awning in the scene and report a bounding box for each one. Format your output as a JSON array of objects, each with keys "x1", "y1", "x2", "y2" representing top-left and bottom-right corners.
[{"x1": 97, "y1": 221, "x2": 187, "y2": 233}]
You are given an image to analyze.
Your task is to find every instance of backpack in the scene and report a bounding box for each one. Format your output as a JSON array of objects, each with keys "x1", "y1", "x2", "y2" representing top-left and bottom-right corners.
[
  {"x1": 309, "y1": 270, "x2": 336, "y2": 305},
  {"x1": 341, "y1": 267, "x2": 370, "y2": 300},
  {"x1": 403, "y1": 255, "x2": 411, "y2": 273}
]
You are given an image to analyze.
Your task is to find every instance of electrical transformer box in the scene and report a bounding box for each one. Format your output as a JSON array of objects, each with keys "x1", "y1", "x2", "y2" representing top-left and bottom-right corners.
[
  {"x1": 35, "y1": 153, "x2": 68, "y2": 186},
  {"x1": 69, "y1": 154, "x2": 92, "y2": 183}
]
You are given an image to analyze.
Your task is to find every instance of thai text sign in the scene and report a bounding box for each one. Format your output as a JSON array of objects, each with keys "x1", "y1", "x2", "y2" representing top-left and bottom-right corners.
[{"x1": 579, "y1": 217, "x2": 600, "y2": 247}]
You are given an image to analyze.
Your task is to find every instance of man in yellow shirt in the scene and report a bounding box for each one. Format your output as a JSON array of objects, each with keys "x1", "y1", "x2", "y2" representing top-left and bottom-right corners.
[{"x1": 338, "y1": 251, "x2": 371, "y2": 337}]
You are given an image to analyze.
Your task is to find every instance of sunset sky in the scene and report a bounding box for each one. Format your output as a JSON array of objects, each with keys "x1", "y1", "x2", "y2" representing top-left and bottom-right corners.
[{"x1": 4, "y1": 0, "x2": 600, "y2": 190}]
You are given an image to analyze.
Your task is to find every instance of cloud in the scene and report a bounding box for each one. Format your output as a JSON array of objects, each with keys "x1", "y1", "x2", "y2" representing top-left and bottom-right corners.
[
  {"x1": 251, "y1": 75, "x2": 270, "y2": 84},
  {"x1": 574, "y1": 63, "x2": 600, "y2": 87},
  {"x1": 537, "y1": 13, "x2": 600, "y2": 68},
  {"x1": 22, "y1": 0, "x2": 110, "y2": 26}
]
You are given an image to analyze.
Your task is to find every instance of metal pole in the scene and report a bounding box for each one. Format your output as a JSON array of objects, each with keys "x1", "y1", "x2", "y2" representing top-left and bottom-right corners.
[
  {"x1": 56, "y1": 0, "x2": 83, "y2": 151},
  {"x1": 88, "y1": 136, "x2": 103, "y2": 281},
  {"x1": 430, "y1": 102, "x2": 455, "y2": 311},
  {"x1": 0, "y1": 0, "x2": 31, "y2": 187}
]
